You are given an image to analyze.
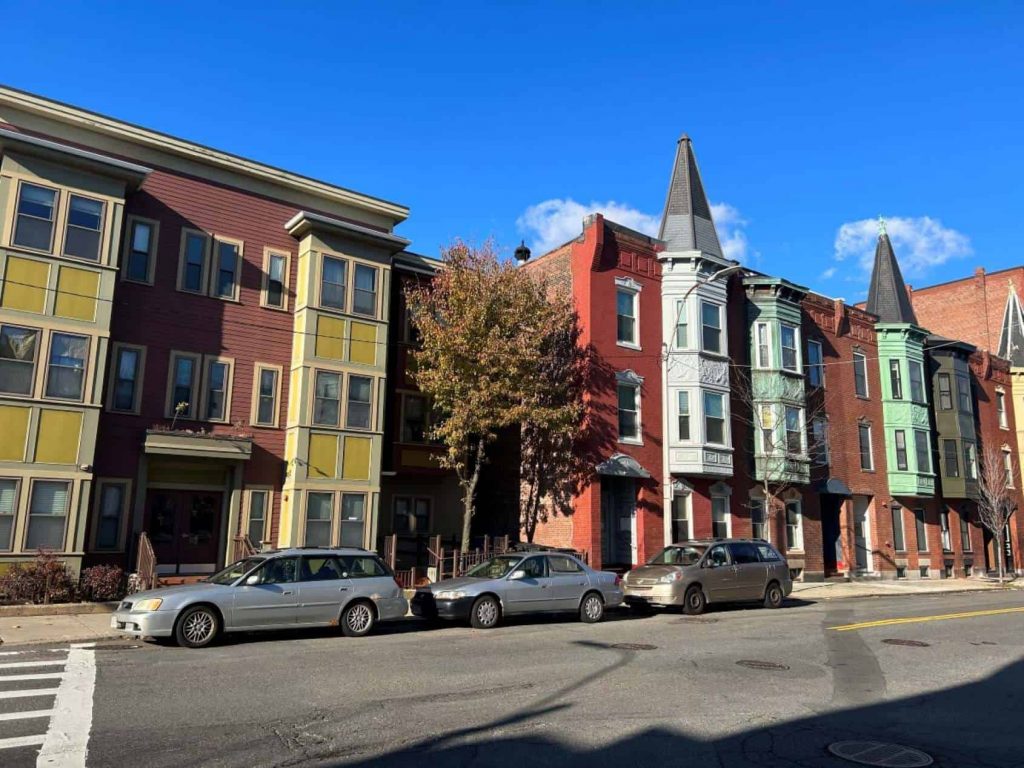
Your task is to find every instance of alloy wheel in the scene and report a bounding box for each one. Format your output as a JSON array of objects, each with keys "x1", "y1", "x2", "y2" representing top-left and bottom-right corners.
[
  {"x1": 183, "y1": 610, "x2": 216, "y2": 645},
  {"x1": 584, "y1": 595, "x2": 603, "y2": 620},
  {"x1": 347, "y1": 603, "x2": 373, "y2": 633}
]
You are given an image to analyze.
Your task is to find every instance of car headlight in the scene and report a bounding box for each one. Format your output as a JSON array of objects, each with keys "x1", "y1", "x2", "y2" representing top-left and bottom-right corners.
[
  {"x1": 657, "y1": 572, "x2": 684, "y2": 584},
  {"x1": 134, "y1": 598, "x2": 163, "y2": 611},
  {"x1": 435, "y1": 590, "x2": 467, "y2": 601}
]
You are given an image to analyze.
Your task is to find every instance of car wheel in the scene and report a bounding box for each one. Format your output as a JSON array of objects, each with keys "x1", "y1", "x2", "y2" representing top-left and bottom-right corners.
[
  {"x1": 470, "y1": 596, "x2": 500, "y2": 629},
  {"x1": 579, "y1": 592, "x2": 604, "y2": 623},
  {"x1": 763, "y1": 581, "x2": 784, "y2": 609},
  {"x1": 341, "y1": 601, "x2": 376, "y2": 637},
  {"x1": 682, "y1": 585, "x2": 706, "y2": 616},
  {"x1": 175, "y1": 605, "x2": 219, "y2": 648}
]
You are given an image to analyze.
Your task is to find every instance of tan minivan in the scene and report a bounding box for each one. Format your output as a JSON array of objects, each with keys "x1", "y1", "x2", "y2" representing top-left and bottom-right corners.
[{"x1": 622, "y1": 539, "x2": 792, "y2": 615}]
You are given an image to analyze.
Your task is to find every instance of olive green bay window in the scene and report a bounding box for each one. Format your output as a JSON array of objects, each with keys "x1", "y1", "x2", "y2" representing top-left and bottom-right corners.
[
  {"x1": 321, "y1": 256, "x2": 347, "y2": 310},
  {"x1": 46, "y1": 333, "x2": 88, "y2": 401}
]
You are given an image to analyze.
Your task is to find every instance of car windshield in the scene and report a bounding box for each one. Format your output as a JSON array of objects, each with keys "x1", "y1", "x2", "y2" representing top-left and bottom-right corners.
[
  {"x1": 648, "y1": 546, "x2": 705, "y2": 566},
  {"x1": 465, "y1": 555, "x2": 523, "y2": 579},
  {"x1": 207, "y1": 557, "x2": 265, "y2": 585}
]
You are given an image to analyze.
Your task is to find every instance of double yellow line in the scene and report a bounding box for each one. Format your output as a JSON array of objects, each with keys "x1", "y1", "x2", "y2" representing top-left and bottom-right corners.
[{"x1": 831, "y1": 606, "x2": 1024, "y2": 632}]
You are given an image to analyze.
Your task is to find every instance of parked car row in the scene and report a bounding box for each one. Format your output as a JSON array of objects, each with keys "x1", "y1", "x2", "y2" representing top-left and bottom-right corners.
[{"x1": 111, "y1": 538, "x2": 792, "y2": 648}]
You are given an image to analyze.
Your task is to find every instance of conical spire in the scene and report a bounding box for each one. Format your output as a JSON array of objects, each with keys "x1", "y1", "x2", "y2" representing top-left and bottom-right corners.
[
  {"x1": 865, "y1": 232, "x2": 918, "y2": 324},
  {"x1": 658, "y1": 135, "x2": 724, "y2": 258},
  {"x1": 998, "y1": 282, "x2": 1024, "y2": 365}
]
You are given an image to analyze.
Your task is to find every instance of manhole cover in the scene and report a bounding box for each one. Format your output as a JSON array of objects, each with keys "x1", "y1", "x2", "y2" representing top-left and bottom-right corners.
[
  {"x1": 736, "y1": 659, "x2": 789, "y2": 671},
  {"x1": 882, "y1": 639, "x2": 930, "y2": 648},
  {"x1": 828, "y1": 740, "x2": 933, "y2": 767},
  {"x1": 611, "y1": 643, "x2": 657, "y2": 651}
]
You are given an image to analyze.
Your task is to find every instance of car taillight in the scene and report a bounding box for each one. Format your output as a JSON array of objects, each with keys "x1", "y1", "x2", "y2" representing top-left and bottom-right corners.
[{"x1": 614, "y1": 574, "x2": 622, "y2": 586}]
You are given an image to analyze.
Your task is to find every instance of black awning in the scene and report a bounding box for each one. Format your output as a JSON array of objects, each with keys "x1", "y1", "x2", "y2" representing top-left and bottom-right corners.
[
  {"x1": 596, "y1": 453, "x2": 651, "y2": 479},
  {"x1": 814, "y1": 477, "x2": 852, "y2": 496}
]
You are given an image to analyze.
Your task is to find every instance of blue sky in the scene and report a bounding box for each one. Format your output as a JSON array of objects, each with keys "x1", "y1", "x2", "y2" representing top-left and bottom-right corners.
[{"x1": 4, "y1": 2, "x2": 1022, "y2": 298}]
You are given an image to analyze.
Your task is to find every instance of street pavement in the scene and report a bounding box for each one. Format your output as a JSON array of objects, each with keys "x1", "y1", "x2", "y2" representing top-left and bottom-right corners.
[{"x1": 1, "y1": 590, "x2": 1022, "y2": 767}]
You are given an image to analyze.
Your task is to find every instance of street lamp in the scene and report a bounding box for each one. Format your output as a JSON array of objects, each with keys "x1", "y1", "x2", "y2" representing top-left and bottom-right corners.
[{"x1": 663, "y1": 263, "x2": 743, "y2": 359}]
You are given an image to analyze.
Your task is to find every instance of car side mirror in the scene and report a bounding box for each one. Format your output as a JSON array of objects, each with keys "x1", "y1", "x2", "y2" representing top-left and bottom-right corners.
[
  {"x1": 244, "y1": 574, "x2": 259, "y2": 585},
  {"x1": 508, "y1": 570, "x2": 526, "y2": 581}
]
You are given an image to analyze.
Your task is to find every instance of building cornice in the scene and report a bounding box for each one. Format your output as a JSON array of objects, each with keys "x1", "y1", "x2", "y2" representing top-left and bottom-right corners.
[{"x1": 285, "y1": 210, "x2": 411, "y2": 252}]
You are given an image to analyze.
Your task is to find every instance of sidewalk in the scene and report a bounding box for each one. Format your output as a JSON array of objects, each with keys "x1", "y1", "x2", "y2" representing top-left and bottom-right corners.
[
  {"x1": 0, "y1": 611, "x2": 123, "y2": 647},
  {"x1": 791, "y1": 577, "x2": 1023, "y2": 600}
]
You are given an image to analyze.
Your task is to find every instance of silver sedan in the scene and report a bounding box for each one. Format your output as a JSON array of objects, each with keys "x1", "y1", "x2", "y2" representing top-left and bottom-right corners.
[
  {"x1": 111, "y1": 548, "x2": 408, "y2": 647},
  {"x1": 411, "y1": 551, "x2": 624, "y2": 629}
]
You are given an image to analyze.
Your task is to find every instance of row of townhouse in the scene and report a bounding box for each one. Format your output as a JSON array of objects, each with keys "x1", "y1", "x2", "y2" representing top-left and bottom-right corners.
[
  {"x1": 0, "y1": 86, "x2": 509, "y2": 580},
  {"x1": 524, "y1": 135, "x2": 1024, "y2": 580}
]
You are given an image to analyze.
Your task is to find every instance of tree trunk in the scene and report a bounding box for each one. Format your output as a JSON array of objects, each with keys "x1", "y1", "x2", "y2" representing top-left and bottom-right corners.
[{"x1": 459, "y1": 438, "x2": 486, "y2": 553}]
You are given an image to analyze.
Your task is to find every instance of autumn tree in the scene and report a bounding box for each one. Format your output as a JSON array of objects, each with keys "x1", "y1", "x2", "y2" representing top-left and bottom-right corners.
[
  {"x1": 977, "y1": 443, "x2": 1018, "y2": 583},
  {"x1": 406, "y1": 240, "x2": 576, "y2": 552},
  {"x1": 519, "y1": 306, "x2": 590, "y2": 543}
]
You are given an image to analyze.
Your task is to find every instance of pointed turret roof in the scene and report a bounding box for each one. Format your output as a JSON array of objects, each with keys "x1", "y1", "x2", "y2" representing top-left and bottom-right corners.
[
  {"x1": 998, "y1": 282, "x2": 1024, "y2": 366},
  {"x1": 865, "y1": 232, "x2": 918, "y2": 324},
  {"x1": 658, "y1": 135, "x2": 724, "y2": 258}
]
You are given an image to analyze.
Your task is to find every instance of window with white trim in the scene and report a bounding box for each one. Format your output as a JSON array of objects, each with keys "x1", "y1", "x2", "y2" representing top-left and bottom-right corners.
[
  {"x1": 1003, "y1": 448, "x2": 1014, "y2": 487},
  {"x1": 711, "y1": 495, "x2": 730, "y2": 539},
  {"x1": 677, "y1": 390, "x2": 690, "y2": 441},
  {"x1": 45, "y1": 332, "x2": 88, "y2": 401},
  {"x1": 0, "y1": 479, "x2": 17, "y2": 552},
  {"x1": 858, "y1": 423, "x2": 873, "y2": 470},
  {"x1": 997, "y1": 390, "x2": 1008, "y2": 429},
  {"x1": 313, "y1": 370, "x2": 341, "y2": 427},
  {"x1": 780, "y1": 324, "x2": 799, "y2": 372},
  {"x1": 345, "y1": 374, "x2": 373, "y2": 430},
  {"x1": 894, "y1": 429, "x2": 908, "y2": 471},
  {"x1": 785, "y1": 500, "x2": 803, "y2": 550},
  {"x1": 321, "y1": 255, "x2": 347, "y2": 311},
  {"x1": 853, "y1": 351, "x2": 869, "y2": 397},
  {"x1": 63, "y1": 195, "x2": 104, "y2": 261},
  {"x1": 750, "y1": 498, "x2": 767, "y2": 540},
  {"x1": 704, "y1": 391, "x2": 725, "y2": 445},
  {"x1": 784, "y1": 406, "x2": 803, "y2": 454},
  {"x1": 964, "y1": 441, "x2": 978, "y2": 480},
  {"x1": 701, "y1": 301, "x2": 722, "y2": 353},
  {"x1": 755, "y1": 322, "x2": 770, "y2": 369},
  {"x1": 616, "y1": 288, "x2": 638, "y2": 345},
  {"x1": 674, "y1": 299, "x2": 687, "y2": 349},
  {"x1": 26, "y1": 480, "x2": 70, "y2": 550},
  {"x1": 617, "y1": 381, "x2": 640, "y2": 441},
  {"x1": 940, "y1": 510, "x2": 952, "y2": 552},
  {"x1": 889, "y1": 359, "x2": 903, "y2": 400},
  {"x1": 671, "y1": 494, "x2": 691, "y2": 542}
]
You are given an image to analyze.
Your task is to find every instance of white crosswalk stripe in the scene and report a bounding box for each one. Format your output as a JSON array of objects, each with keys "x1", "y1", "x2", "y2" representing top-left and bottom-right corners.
[{"x1": 0, "y1": 644, "x2": 95, "y2": 767}]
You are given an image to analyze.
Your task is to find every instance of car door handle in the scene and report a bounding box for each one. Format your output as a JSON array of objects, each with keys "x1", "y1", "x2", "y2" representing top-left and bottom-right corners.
[
  {"x1": 339, "y1": 587, "x2": 349, "y2": 592},
  {"x1": 282, "y1": 591, "x2": 294, "y2": 596}
]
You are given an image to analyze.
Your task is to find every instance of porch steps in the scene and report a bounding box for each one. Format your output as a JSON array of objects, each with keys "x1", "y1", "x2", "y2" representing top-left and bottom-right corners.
[{"x1": 158, "y1": 575, "x2": 209, "y2": 587}]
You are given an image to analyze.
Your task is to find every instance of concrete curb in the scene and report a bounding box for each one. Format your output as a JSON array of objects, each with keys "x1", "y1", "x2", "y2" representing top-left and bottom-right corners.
[
  {"x1": 791, "y1": 584, "x2": 1024, "y2": 601},
  {"x1": 0, "y1": 601, "x2": 119, "y2": 618}
]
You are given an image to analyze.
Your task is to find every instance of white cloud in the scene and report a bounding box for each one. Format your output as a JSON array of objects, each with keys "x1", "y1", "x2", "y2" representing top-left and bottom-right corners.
[
  {"x1": 820, "y1": 266, "x2": 837, "y2": 280},
  {"x1": 516, "y1": 199, "x2": 660, "y2": 255},
  {"x1": 517, "y1": 197, "x2": 756, "y2": 264},
  {"x1": 833, "y1": 216, "x2": 972, "y2": 279}
]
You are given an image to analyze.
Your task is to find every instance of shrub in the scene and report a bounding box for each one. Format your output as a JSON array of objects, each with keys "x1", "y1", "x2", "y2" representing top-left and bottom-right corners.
[
  {"x1": 0, "y1": 550, "x2": 77, "y2": 604},
  {"x1": 79, "y1": 564, "x2": 126, "y2": 602}
]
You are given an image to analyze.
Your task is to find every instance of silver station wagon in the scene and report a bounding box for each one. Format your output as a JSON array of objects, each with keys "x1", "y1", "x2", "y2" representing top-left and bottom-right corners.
[
  {"x1": 111, "y1": 548, "x2": 408, "y2": 647},
  {"x1": 622, "y1": 539, "x2": 792, "y2": 615},
  {"x1": 411, "y1": 551, "x2": 624, "y2": 629}
]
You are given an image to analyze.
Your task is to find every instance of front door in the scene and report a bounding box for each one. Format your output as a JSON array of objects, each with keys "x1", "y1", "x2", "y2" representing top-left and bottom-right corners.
[
  {"x1": 821, "y1": 496, "x2": 842, "y2": 575},
  {"x1": 853, "y1": 496, "x2": 871, "y2": 572},
  {"x1": 145, "y1": 490, "x2": 223, "y2": 574},
  {"x1": 601, "y1": 478, "x2": 636, "y2": 567}
]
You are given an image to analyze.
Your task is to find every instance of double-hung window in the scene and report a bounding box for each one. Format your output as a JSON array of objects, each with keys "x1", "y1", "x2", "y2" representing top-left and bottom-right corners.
[
  {"x1": 940, "y1": 511, "x2": 952, "y2": 552},
  {"x1": 14, "y1": 183, "x2": 57, "y2": 251},
  {"x1": 345, "y1": 375, "x2": 372, "y2": 429},
  {"x1": 711, "y1": 496, "x2": 730, "y2": 539},
  {"x1": 1003, "y1": 449, "x2": 1014, "y2": 487},
  {"x1": 894, "y1": 430, "x2": 908, "y2": 471},
  {"x1": 671, "y1": 495, "x2": 691, "y2": 541},
  {"x1": 755, "y1": 323, "x2": 770, "y2": 369},
  {"x1": 853, "y1": 352, "x2": 869, "y2": 397},
  {"x1": 263, "y1": 251, "x2": 288, "y2": 309},
  {"x1": 313, "y1": 371, "x2": 341, "y2": 426},
  {"x1": 46, "y1": 332, "x2": 88, "y2": 401},
  {"x1": 339, "y1": 493, "x2": 366, "y2": 547},
  {"x1": 321, "y1": 256, "x2": 347, "y2": 310},
  {"x1": 960, "y1": 509, "x2": 973, "y2": 552},
  {"x1": 943, "y1": 439, "x2": 960, "y2": 478},
  {"x1": 810, "y1": 418, "x2": 828, "y2": 465},
  {"x1": 807, "y1": 339, "x2": 824, "y2": 387},
  {"x1": 125, "y1": 218, "x2": 157, "y2": 283},
  {"x1": 964, "y1": 442, "x2": 978, "y2": 480},
  {"x1": 180, "y1": 230, "x2": 210, "y2": 293},
  {"x1": 617, "y1": 382, "x2": 640, "y2": 441},
  {"x1": 353, "y1": 264, "x2": 378, "y2": 317},
  {"x1": 997, "y1": 390, "x2": 1008, "y2": 429},
  {"x1": 889, "y1": 360, "x2": 903, "y2": 400},
  {"x1": 204, "y1": 359, "x2": 230, "y2": 421},
  {"x1": 914, "y1": 430, "x2": 932, "y2": 473},
  {"x1": 858, "y1": 423, "x2": 873, "y2": 470},
  {"x1": 957, "y1": 376, "x2": 972, "y2": 413},
  {"x1": 26, "y1": 480, "x2": 70, "y2": 550},
  {"x1": 891, "y1": 504, "x2": 906, "y2": 551},
  {"x1": 0, "y1": 324, "x2": 39, "y2": 395},
  {"x1": 785, "y1": 501, "x2": 802, "y2": 550},
  {"x1": 95, "y1": 481, "x2": 128, "y2": 551},
  {"x1": 305, "y1": 492, "x2": 333, "y2": 547},
  {"x1": 212, "y1": 239, "x2": 241, "y2": 300},
  {"x1": 909, "y1": 361, "x2": 925, "y2": 403},
  {"x1": 401, "y1": 394, "x2": 429, "y2": 443},
  {"x1": 111, "y1": 345, "x2": 142, "y2": 413},
  {"x1": 0, "y1": 479, "x2": 17, "y2": 552},
  {"x1": 704, "y1": 392, "x2": 725, "y2": 444},
  {"x1": 677, "y1": 391, "x2": 690, "y2": 441},
  {"x1": 253, "y1": 366, "x2": 280, "y2": 427},
  {"x1": 937, "y1": 373, "x2": 953, "y2": 410},
  {"x1": 169, "y1": 353, "x2": 199, "y2": 418},
  {"x1": 247, "y1": 490, "x2": 270, "y2": 546},
  {"x1": 701, "y1": 301, "x2": 722, "y2": 353},
  {"x1": 616, "y1": 288, "x2": 637, "y2": 345},
  {"x1": 64, "y1": 195, "x2": 104, "y2": 261},
  {"x1": 394, "y1": 496, "x2": 431, "y2": 534},
  {"x1": 780, "y1": 324, "x2": 798, "y2": 372},
  {"x1": 914, "y1": 508, "x2": 927, "y2": 552},
  {"x1": 674, "y1": 300, "x2": 687, "y2": 349},
  {"x1": 750, "y1": 499, "x2": 767, "y2": 540},
  {"x1": 785, "y1": 406, "x2": 802, "y2": 454}
]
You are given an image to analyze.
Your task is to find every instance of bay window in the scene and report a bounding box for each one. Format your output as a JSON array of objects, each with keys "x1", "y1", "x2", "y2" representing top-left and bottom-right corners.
[{"x1": 45, "y1": 332, "x2": 88, "y2": 401}]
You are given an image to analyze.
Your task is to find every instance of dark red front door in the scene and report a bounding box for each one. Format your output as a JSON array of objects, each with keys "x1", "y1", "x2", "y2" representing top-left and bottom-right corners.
[{"x1": 145, "y1": 490, "x2": 223, "y2": 574}]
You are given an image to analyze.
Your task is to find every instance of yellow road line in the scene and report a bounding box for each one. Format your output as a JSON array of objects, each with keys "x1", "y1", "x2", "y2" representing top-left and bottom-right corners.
[{"x1": 830, "y1": 606, "x2": 1024, "y2": 631}]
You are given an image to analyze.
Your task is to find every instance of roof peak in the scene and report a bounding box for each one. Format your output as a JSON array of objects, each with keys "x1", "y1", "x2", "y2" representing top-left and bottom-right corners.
[
  {"x1": 658, "y1": 134, "x2": 724, "y2": 258},
  {"x1": 865, "y1": 233, "x2": 918, "y2": 324}
]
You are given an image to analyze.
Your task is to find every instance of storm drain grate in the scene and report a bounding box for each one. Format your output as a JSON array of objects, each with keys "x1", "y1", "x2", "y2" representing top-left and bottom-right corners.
[
  {"x1": 882, "y1": 639, "x2": 930, "y2": 648},
  {"x1": 735, "y1": 659, "x2": 789, "y2": 671},
  {"x1": 828, "y1": 740, "x2": 932, "y2": 767},
  {"x1": 611, "y1": 643, "x2": 657, "y2": 651}
]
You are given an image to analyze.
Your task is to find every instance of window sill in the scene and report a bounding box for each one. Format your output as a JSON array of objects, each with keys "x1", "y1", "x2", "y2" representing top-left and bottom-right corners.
[
  {"x1": 616, "y1": 341, "x2": 642, "y2": 352},
  {"x1": 618, "y1": 438, "x2": 644, "y2": 447},
  {"x1": 122, "y1": 276, "x2": 154, "y2": 287},
  {"x1": 260, "y1": 303, "x2": 290, "y2": 313}
]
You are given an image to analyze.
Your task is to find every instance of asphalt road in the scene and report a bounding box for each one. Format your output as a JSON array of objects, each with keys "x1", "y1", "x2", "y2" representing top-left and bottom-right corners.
[{"x1": 2, "y1": 590, "x2": 1023, "y2": 768}]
